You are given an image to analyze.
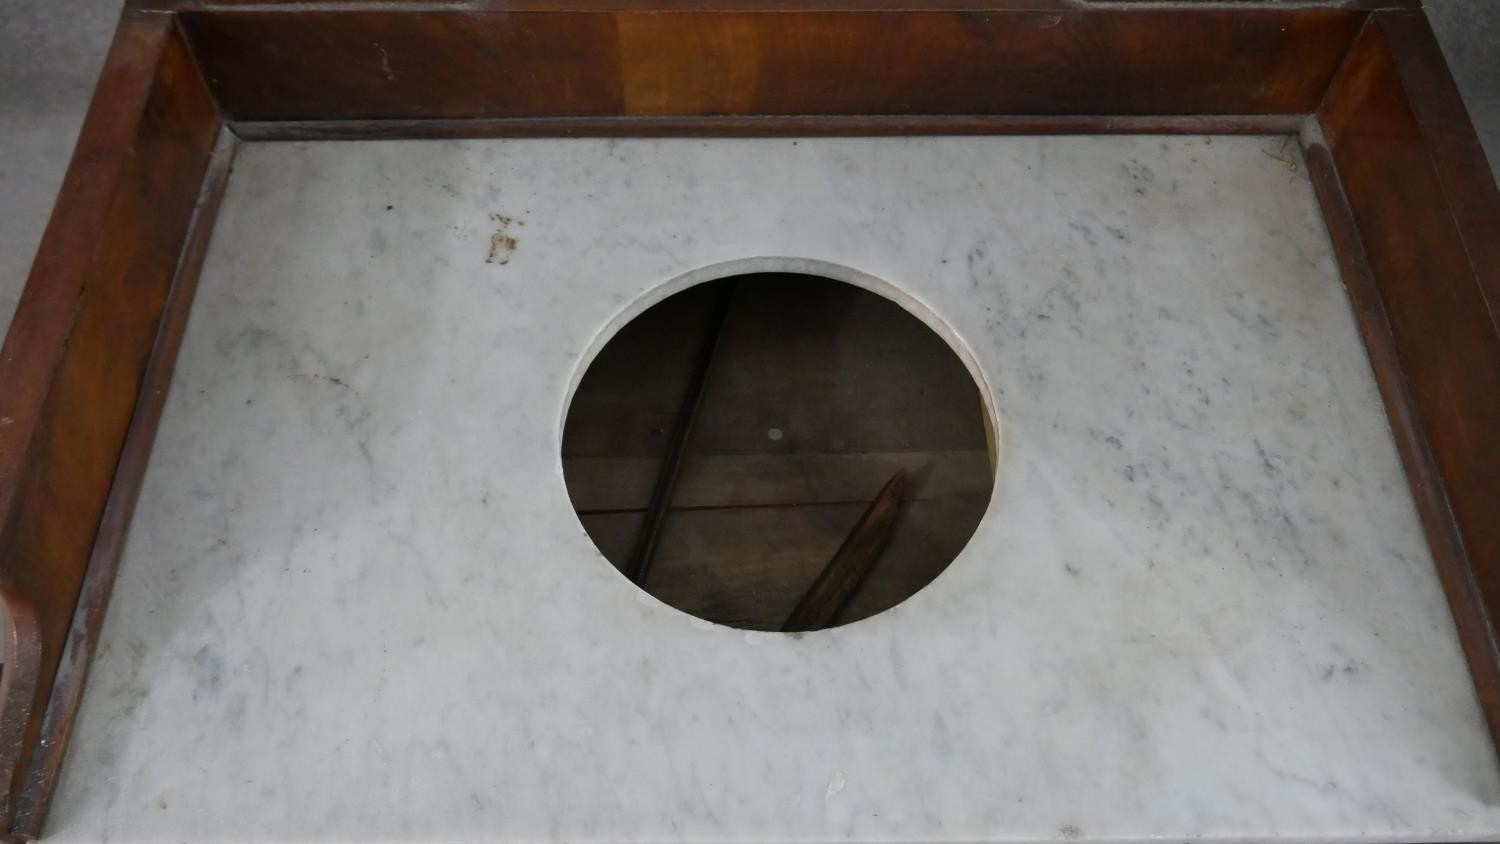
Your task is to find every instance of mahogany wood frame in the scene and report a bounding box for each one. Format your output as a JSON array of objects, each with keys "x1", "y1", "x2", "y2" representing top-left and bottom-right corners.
[{"x1": 0, "y1": 0, "x2": 1495, "y2": 839}]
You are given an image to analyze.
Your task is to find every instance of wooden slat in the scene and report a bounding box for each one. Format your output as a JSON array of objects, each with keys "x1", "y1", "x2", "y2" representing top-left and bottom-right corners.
[
  {"x1": 6, "y1": 130, "x2": 239, "y2": 843},
  {"x1": 1314, "y1": 11, "x2": 1500, "y2": 745},
  {"x1": 563, "y1": 273, "x2": 993, "y2": 630},
  {"x1": 582, "y1": 495, "x2": 989, "y2": 631},
  {"x1": 622, "y1": 282, "x2": 734, "y2": 585},
  {"x1": 564, "y1": 451, "x2": 992, "y2": 512},
  {"x1": 1376, "y1": 14, "x2": 1500, "y2": 340},
  {"x1": 0, "y1": 12, "x2": 222, "y2": 832},
  {"x1": 782, "y1": 471, "x2": 907, "y2": 632},
  {"x1": 563, "y1": 274, "x2": 990, "y2": 458},
  {"x1": 177, "y1": 7, "x2": 1368, "y2": 123}
]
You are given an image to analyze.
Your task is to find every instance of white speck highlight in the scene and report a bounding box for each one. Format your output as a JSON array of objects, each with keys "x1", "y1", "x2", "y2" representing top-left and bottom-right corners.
[
  {"x1": 377, "y1": 44, "x2": 395, "y2": 82},
  {"x1": 825, "y1": 771, "x2": 846, "y2": 800},
  {"x1": 767, "y1": 427, "x2": 783, "y2": 441}
]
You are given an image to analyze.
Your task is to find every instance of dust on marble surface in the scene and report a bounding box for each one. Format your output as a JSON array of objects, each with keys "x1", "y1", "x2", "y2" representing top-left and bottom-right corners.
[{"x1": 45, "y1": 136, "x2": 1500, "y2": 843}]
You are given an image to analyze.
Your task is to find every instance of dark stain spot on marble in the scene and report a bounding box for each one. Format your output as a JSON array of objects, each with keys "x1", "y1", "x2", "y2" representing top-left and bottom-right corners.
[
  {"x1": 487, "y1": 212, "x2": 523, "y2": 265},
  {"x1": 488, "y1": 232, "x2": 518, "y2": 264},
  {"x1": 1123, "y1": 159, "x2": 1156, "y2": 195},
  {"x1": 293, "y1": 373, "x2": 351, "y2": 390},
  {"x1": 1322, "y1": 659, "x2": 1360, "y2": 681},
  {"x1": 1059, "y1": 824, "x2": 1084, "y2": 839}
]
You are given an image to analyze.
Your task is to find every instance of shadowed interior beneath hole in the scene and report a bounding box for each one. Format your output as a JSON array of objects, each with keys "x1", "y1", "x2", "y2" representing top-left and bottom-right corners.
[{"x1": 561, "y1": 272, "x2": 995, "y2": 631}]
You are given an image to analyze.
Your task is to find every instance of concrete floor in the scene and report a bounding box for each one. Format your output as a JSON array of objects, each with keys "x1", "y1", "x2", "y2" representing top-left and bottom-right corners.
[
  {"x1": 0, "y1": 0, "x2": 118, "y2": 329},
  {"x1": 1, "y1": 1, "x2": 1496, "y2": 331}
]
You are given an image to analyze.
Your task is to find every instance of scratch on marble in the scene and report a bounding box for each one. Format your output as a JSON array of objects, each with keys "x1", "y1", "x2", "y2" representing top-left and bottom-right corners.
[{"x1": 291, "y1": 372, "x2": 351, "y2": 389}]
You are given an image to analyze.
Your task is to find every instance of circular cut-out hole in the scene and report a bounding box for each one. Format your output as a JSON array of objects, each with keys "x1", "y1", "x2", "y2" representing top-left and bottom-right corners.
[{"x1": 562, "y1": 272, "x2": 996, "y2": 632}]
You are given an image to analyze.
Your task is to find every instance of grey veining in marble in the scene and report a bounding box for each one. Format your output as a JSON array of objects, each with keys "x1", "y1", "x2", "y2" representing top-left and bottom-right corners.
[{"x1": 47, "y1": 136, "x2": 1500, "y2": 842}]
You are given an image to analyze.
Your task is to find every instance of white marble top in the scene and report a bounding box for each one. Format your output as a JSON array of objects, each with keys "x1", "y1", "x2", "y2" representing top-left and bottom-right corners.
[{"x1": 49, "y1": 136, "x2": 1500, "y2": 841}]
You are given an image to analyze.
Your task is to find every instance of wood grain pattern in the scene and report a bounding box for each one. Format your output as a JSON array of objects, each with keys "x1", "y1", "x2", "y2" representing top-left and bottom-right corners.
[
  {"x1": 1313, "y1": 11, "x2": 1500, "y2": 745},
  {"x1": 564, "y1": 451, "x2": 992, "y2": 513},
  {"x1": 562, "y1": 273, "x2": 993, "y2": 632},
  {"x1": 4, "y1": 131, "x2": 239, "y2": 844},
  {"x1": 782, "y1": 471, "x2": 906, "y2": 632},
  {"x1": 181, "y1": 10, "x2": 626, "y2": 121},
  {"x1": 563, "y1": 275, "x2": 991, "y2": 459},
  {"x1": 582, "y1": 495, "x2": 987, "y2": 631},
  {"x1": 623, "y1": 284, "x2": 734, "y2": 585},
  {"x1": 176, "y1": 7, "x2": 1367, "y2": 122},
  {"x1": 1376, "y1": 15, "x2": 1500, "y2": 346},
  {"x1": 0, "y1": 12, "x2": 222, "y2": 834}
]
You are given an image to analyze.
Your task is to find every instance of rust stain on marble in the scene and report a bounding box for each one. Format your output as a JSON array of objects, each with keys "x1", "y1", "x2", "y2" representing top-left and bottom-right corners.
[{"x1": 487, "y1": 213, "x2": 522, "y2": 265}]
